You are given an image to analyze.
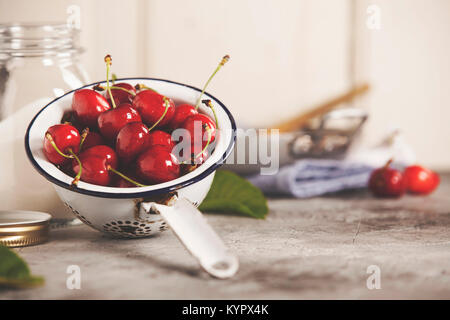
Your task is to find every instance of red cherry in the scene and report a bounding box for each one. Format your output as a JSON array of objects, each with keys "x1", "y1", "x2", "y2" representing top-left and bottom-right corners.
[
  {"x1": 179, "y1": 149, "x2": 209, "y2": 175},
  {"x1": 72, "y1": 145, "x2": 118, "y2": 186},
  {"x1": 181, "y1": 113, "x2": 216, "y2": 150},
  {"x1": 148, "y1": 130, "x2": 175, "y2": 151},
  {"x1": 44, "y1": 124, "x2": 81, "y2": 165},
  {"x1": 115, "y1": 177, "x2": 138, "y2": 188},
  {"x1": 136, "y1": 146, "x2": 180, "y2": 184},
  {"x1": 78, "y1": 145, "x2": 118, "y2": 169},
  {"x1": 168, "y1": 104, "x2": 198, "y2": 130},
  {"x1": 191, "y1": 149, "x2": 209, "y2": 165},
  {"x1": 72, "y1": 155, "x2": 111, "y2": 186},
  {"x1": 178, "y1": 148, "x2": 209, "y2": 165},
  {"x1": 61, "y1": 110, "x2": 83, "y2": 132},
  {"x1": 115, "y1": 122, "x2": 150, "y2": 164},
  {"x1": 98, "y1": 103, "x2": 142, "y2": 141},
  {"x1": 105, "y1": 82, "x2": 136, "y2": 106},
  {"x1": 404, "y1": 165, "x2": 440, "y2": 195},
  {"x1": 113, "y1": 169, "x2": 144, "y2": 188},
  {"x1": 72, "y1": 89, "x2": 110, "y2": 127},
  {"x1": 132, "y1": 90, "x2": 175, "y2": 128},
  {"x1": 81, "y1": 131, "x2": 105, "y2": 150},
  {"x1": 368, "y1": 160, "x2": 406, "y2": 198}
]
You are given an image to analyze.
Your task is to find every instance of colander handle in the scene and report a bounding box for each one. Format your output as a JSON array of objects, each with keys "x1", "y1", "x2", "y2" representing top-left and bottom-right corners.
[{"x1": 140, "y1": 197, "x2": 239, "y2": 279}]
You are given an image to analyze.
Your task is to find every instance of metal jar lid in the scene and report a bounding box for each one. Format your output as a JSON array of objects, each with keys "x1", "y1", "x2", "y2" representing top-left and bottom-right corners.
[{"x1": 0, "y1": 211, "x2": 51, "y2": 247}]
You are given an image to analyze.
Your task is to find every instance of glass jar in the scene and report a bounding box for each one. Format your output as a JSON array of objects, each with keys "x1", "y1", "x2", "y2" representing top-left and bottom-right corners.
[
  {"x1": 0, "y1": 23, "x2": 89, "y2": 120},
  {"x1": 0, "y1": 23, "x2": 89, "y2": 217}
]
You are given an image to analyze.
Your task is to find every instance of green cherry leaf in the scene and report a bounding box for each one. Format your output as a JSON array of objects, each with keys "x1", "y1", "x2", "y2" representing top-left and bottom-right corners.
[
  {"x1": 0, "y1": 244, "x2": 44, "y2": 289},
  {"x1": 199, "y1": 170, "x2": 269, "y2": 219}
]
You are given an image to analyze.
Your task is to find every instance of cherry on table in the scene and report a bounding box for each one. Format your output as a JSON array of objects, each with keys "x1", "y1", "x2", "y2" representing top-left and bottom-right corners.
[
  {"x1": 136, "y1": 145, "x2": 180, "y2": 184},
  {"x1": 368, "y1": 160, "x2": 406, "y2": 198},
  {"x1": 98, "y1": 103, "x2": 142, "y2": 141},
  {"x1": 44, "y1": 124, "x2": 81, "y2": 165},
  {"x1": 404, "y1": 165, "x2": 440, "y2": 195},
  {"x1": 72, "y1": 89, "x2": 110, "y2": 127}
]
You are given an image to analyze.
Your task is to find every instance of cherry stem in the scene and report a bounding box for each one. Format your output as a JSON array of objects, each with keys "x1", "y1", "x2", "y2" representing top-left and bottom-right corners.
[
  {"x1": 45, "y1": 133, "x2": 82, "y2": 186},
  {"x1": 195, "y1": 55, "x2": 230, "y2": 110},
  {"x1": 79, "y1": 127, "x2": 89, "y2": 150},
  {"x1": 94, "y1": 85, "x2": 136, "y2": 97},
  {"x1": 68, "y1": 149, "x2": 82, "y2": 186},
  {"x1": 104, "y1": 55, "x2": 117, "y2": 109},
  {"x1": 46, "y1": 133, "x2": 73, "y2": 159},
  {"x1": 107, "y1": 166, "x2": 147, "y2": 187},
  {"x1": 384, "y1": 158, "x2": 393, "y2": 169},
  {"x1": 147, "y1": 97, "x2": 169, "y2": 132},
  {"x1": 111, "y1": 85, "x2": 136, "y2": 96},
  {"x1": 135, "y1": 84, "x2": 159, "y2": 94},
  {"x1": 202, "y1": 99, "x2": 219, "y2": 129},
  {"x1": 196, "y1": 124, "x2": 212, "y2": 160},
  {"x1": 181, "y1": 126, "x2": 211, "y2": 165}
]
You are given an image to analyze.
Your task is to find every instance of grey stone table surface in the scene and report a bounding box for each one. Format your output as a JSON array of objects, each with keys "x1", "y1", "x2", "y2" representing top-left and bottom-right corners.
[{"x1": 2, "y1": 174, "x2": 450, "y2": 300}]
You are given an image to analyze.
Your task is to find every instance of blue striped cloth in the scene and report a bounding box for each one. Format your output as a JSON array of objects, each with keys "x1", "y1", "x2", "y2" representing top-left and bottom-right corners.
[{"x1": 248, "y1": 159, "x2": 374, "y2": 198}]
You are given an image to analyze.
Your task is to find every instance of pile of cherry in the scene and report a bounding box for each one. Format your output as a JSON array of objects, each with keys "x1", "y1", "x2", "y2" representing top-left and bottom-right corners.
[
  {"x1": 368, "y1": 160, "x2": 440, "y2": 197},
  {"x1": 43, "y1": 55, "x2": 228, "y2": 188}
]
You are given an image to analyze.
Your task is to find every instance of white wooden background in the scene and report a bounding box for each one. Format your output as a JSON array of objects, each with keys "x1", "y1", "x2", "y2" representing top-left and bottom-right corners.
[{"x1": 1, "y1": 0, "x2": 449, "y2": 169}]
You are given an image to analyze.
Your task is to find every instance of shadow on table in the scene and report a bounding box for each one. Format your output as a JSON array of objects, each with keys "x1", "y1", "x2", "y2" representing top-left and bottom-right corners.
[{"x1": 50, "y1": 226, "x2": 203, "y2": 279}]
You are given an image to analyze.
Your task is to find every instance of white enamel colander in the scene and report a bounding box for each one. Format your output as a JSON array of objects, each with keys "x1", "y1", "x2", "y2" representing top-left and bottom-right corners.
[{"x1": 25, "y1": 78, "x2": 238, "y2": 279}]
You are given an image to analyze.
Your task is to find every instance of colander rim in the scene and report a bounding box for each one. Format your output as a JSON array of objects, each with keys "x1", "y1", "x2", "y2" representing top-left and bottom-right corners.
[{"x1": 24, "y1": 77, "x2": 236, "y2": 199}]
